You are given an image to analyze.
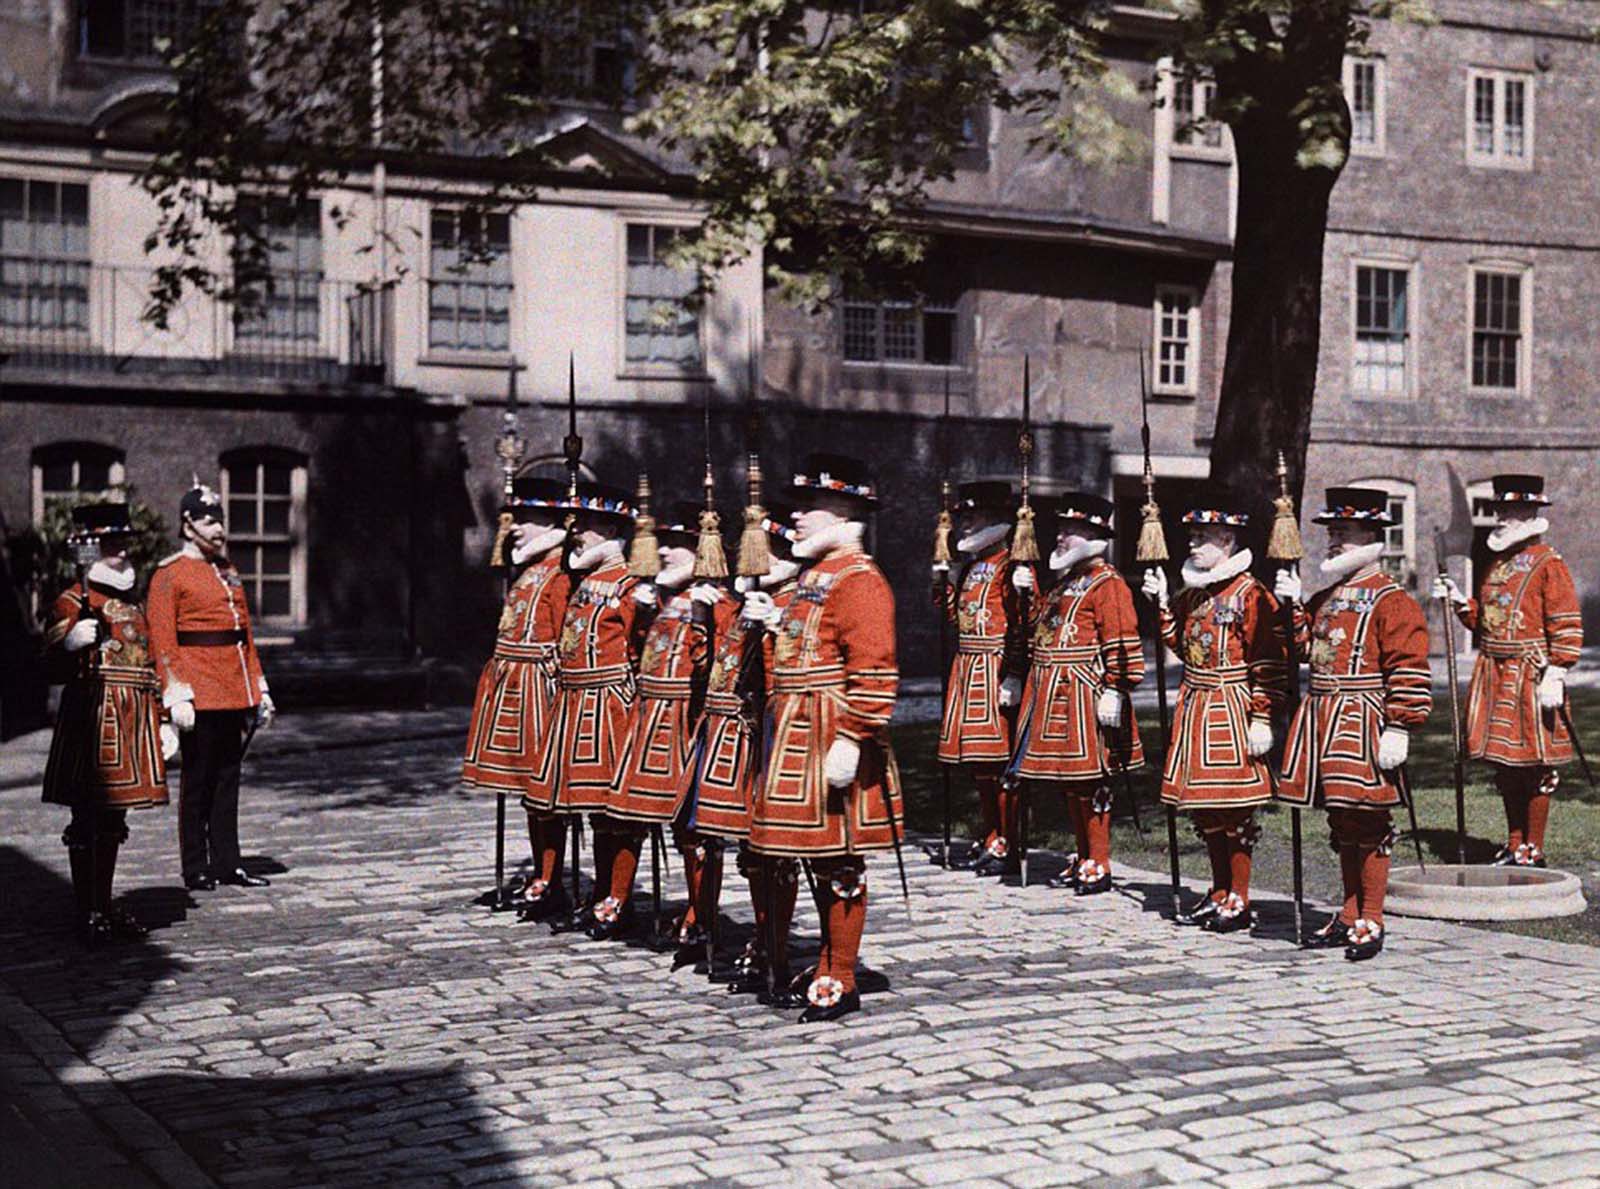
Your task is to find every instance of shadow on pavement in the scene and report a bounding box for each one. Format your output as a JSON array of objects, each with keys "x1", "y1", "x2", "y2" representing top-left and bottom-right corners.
[{"x1": 0, "y1": 846, "x2": 515, "y2": 1188}]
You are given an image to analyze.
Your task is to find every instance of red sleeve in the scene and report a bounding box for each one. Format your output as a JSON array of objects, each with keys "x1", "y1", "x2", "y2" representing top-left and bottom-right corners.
[
  {"x1": 1378, "y1": 591, "x2": 1432, "y2": 729},
  {"x1": 537, "y1": 570, "x2": 573, "y2": 644},
  {"x1": 833, "y1": 567, "x2": 899, "y2": 743},
  {"x1": 1094, "y1": 575, "x2": 1145, "y2": 692},
  {"x1": 144, "y1": 565, "x2": 192, "y2": 705},
  {"x1": 1158, "y1": 588, "x2": 1189, "y2": 651},
  {"x1": 617, "y1": 576, "x2": 649, "y2": 668},
  {"x1": 1246, "y1": 584, "x2": 1288, "y2": 723},
  {"x1": 1543, "y1": 557, "x2": 1583, "y2": 668},
  {"x1": 1291, "y1": 590, "x2": 1325, "y2": 653}
]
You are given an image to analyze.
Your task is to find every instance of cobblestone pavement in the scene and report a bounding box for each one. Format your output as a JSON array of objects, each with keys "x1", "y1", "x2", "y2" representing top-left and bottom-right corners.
[{"x1": 3, "y1": 716, "x2": 1600, "y2": 1189}]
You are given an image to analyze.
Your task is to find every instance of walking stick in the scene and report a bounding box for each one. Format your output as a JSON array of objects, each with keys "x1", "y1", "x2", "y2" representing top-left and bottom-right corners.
[
  {"x1": 651, "y1": 824, "x2": 666, "y2": 946},
  {"x1": 691, "y1": 393, "x2": 729, "y2": 973},
  {"x1": 1433, "y1": 527, "x2": 1469, "y2": 865},
  {"x1": 69, "y1": 529, "x2": 104, "y2": 938},
  {"x1": 1395, "y1": 764, "x2": 1426, "y2": 870},
  {"x1": 1135, "y1": 351, "x2": 1180, "y2": 915},
  {"x1": 561, "y1": 353, "x2": 592, "y2": 906},
  {"x1": 934, "y1": 372, "x2": 955, "y2": 867},
  {"x1": 1558, "y1": 705, "x2": 1597, "y2": 791},
  {"x1": 1267, "y1": 450, "x2": 1306, "y2": 947},
  {"x1": 486, "y1": 359, "x2": 526, "y2": 912},
  {"x1": 1012, "y1": 356, "x2": 1040, "y2": 889}
]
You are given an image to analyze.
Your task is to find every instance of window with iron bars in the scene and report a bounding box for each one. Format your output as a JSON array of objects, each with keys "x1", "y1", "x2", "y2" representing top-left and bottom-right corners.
[
  {"x1": 0, "y1": 178, "x2": 90, "y2": 334},
  {"x1": 841, "y1": 296, "x2": 958, "y2": 366}
]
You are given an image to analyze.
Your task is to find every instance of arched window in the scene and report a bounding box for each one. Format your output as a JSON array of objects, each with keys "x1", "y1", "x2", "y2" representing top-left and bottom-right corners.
[
  {"x1": 1350, "y1": 477, "x2": 1417, "y2": 591},
  {"x1": 220, "y1": 447, "x2": 307, "y2": 628},
  {"x1": 30, "y1": 442, "x2": 125, "y2": 524}
]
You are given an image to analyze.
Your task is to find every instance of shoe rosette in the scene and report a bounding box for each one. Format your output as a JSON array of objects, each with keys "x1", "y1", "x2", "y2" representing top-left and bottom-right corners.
[
  {"x1": 807, "y1": 975, "x2": 846, "y2": 1009},
  {"x1": 592, "y1": 895, "x2": 623, "y2": 924}
]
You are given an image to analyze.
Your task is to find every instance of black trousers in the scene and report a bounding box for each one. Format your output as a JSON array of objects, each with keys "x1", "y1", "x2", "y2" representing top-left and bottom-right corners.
[{"x1": 179, "y1": 709, "x2": 249, "y2": 878}]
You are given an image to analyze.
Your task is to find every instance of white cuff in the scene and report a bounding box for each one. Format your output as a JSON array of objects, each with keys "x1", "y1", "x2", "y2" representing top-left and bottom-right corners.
[{"x1": 163, "y1": 681, "x2": 196, "y2": 710}]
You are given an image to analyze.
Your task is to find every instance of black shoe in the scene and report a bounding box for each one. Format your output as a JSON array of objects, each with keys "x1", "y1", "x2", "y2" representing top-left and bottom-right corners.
[
  {"x1": 1074, "y1": 872, "x2": 1112, "y2": 897},
  {"x1": 548, "y1": 908, "x2": 591, "y2": 935},
  {"x1": 1490, "y1": 847, "x2": 1517, "y2": 867},
  {"x1": 517, "y1": 885, "x2": 571, "y2": 923},
  {"x1": 1345, "y1": 928, "x2": 1385, "y2": 962},
  {"x1": 671, "y1": 942, "x2": 705, "y2": 971},
  {"x1": 217, "y1": 868, "x2": 270, "y2": 888},
  {"x1": 104, "y1": 904, "x2": 149, "y2": 941},
  {"x1": 1202, "y1": 904, "x2": 1254, "y2": 934},
  {"x1": 972, "y1": 851, "x2": 1006, "y2": 877},
  {"x1": 946, "y1": 842, "x2": 985, "y2": 871},
  {"x1": 584, "y1": 905, "x2": 635, "y2": 942},
  {"x1": 798, "y1": 990, "x2": 861, "y2": 1024},
  {"x1": 1302, "y1": 918, "x2": 1349, "y2": 950},
  {"x1": 183, "y1": 872, "x2": 217, "y2": 892},
  {"x1": 1175, "y1": 895, "x2": 1219, "y2": 926},
  {"x1": 80, "y1": 911, "x2": 112, "y2": 948}
]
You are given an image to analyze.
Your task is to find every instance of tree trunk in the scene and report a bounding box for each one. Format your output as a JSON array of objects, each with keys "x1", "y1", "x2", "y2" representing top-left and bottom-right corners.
[{"x1": 1206, "y1": 8, "x2": 1352, "y2": 534}]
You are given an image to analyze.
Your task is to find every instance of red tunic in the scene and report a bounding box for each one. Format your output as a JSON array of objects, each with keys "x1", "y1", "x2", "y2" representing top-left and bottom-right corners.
[
  {"x1": 1159, "y1": 569, "x2": 1286, "y2": 809},
  {"x1": 686, "y1": 583, "x2": 799, "y2": 841},
  {"x1": 43, "y1": 584, "x2": 169, "y2": 812},
  {"x1": 461, "y1": 554, "x2": 572, "y2": 798},
  {"x1": 937, "y1": 547, "x2": 1030, "y2": 765},
  {"x1": 523, "y1": 557, "x2": 645, "y2": 814},
  {"x1": 1455, "y1": 541, "x2": 1582, "y2": 768},
  {"x1": 608, "y1": 589, "x2": 737, "y2": 824},
  {"x1": 1277, "y1": 570, "x2": 1432, "y2": 808},
  {"x1": 145, "y1": 548, "x2": 267, "y2": 711},
  {"x1": 749, "y1": 551, "x2": 902, "y2": 858},
  {"x1": 1009, "y1": 558, "x2": 1145, "y2": 782}
]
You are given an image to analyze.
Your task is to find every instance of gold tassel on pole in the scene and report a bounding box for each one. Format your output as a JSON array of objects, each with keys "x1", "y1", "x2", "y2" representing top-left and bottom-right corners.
[
  {"x1": 695, "y1": 463, "x2": 729, "y2": 579},
  {"x1": 736, "y1": 452, "x2": 772, "y2": 578},
  {"x1": 1135, "y1": 464, "x2": 1169, "y2": 565},
  {"x1": 933, "y1": 479, "x2": 954, "y2": 566},
  {"x1": 1011, "y1": 355, "x2": 1040, "y2": 563},
  {"x1": 1266, "y1": 450, "x2": 1304, "y2": 563},
  {"x1": 629, "y1": 472, "x2": 662, "y2": 578}
]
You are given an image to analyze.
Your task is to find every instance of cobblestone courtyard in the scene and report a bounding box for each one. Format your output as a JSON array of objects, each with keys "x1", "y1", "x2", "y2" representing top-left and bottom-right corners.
[{"x1": 4, "y1": 713, "x2": 1600, "y2": 1188}]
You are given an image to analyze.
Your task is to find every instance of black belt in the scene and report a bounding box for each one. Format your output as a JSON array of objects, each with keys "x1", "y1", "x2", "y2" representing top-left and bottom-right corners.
[{"x1": 177, "y1": 630, "x2": 247, "y2": 646}]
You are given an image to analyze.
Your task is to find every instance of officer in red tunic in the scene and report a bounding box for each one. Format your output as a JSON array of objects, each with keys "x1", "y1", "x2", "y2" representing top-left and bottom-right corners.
[
  {"x1": 461, "y1": 476, "x2": 574, "y2": 920},
  {"x1": 933, "y1": 480, "x2": 1030, "y2": 876},
  {"x1": 1142, "y1": 485, "x2": 1286, "y2": 932},
  {"x1": 1275, "y1": 487, "x2": 1432, "y2": 960},
  {"x1": 749, "y1": 453, "x2": 901, "y2": 1024},
  {"x1": 682, "y1": 505, "x2": 803, "y2": 999},
  {"x1": 1434, "y1": 473, "x2": 1583, "y2": 869},
  {"x1": 1009, "y1": 492, "x2": 1144, "y2": 895},
  {"x1": 146, "y1": 483, "x2": 274, "y2": 891},
  {"x1": 43, "y1": 503, "x2": 174, "y2": 941},
  {"x1": 607, "y1": 503, "x2": 737, "y2": 955},
  {"x1": 522, "y1": 481, "x2": 648, "y2": 939}
]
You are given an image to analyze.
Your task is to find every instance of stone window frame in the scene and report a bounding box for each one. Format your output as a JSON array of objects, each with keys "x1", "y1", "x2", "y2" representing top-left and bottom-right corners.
[
  {"x1": 1349, "y1": 256, "x2": 1417, "y2": 400},
  {"x1": 1343, "y1": 55, "x2": 1387, "y2": 157},
  {"x1": 1, "y1": 174, "x2": 92, "y2": 337},
  {"x1": 1466, "y1": 260, "x2": 1532, "y2": 397},
  {"x1": 29, "y1": 441, "x2": 126, "y2": 526},
  {"x1": 617, "y1": 218, "x2": 707, "y2": 377},
  {"x1": 1154, "y1": 59, "x2": 1231, "y2": 165},
  {"x1": 219, "y1": 446, "x2": 309, "y2": 630},
  {"x1": 426, "y1": 205, "x2": 514, "y2": 355},
  {"x1": 839, "y1": 293, "x2": 961, "y2": 370},
  {"x1": 1465, "y1": 67, "x2": 1534, "y2": 172},
  {"x1": 1348, "y1": 476, "x2": 1417, "y2": 591},
  {"x1": 1151, "y1": 284, "x2": 1200, "y2": 398},
  {"x1": 231, "y1": 196, "x2": 325, "y2": 349}
]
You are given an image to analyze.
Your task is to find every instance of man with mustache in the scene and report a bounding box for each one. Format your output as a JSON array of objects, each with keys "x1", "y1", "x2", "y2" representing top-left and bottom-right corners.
[{"x1": 1275, "y1": 487, "x2": 1432, "y2": 961}]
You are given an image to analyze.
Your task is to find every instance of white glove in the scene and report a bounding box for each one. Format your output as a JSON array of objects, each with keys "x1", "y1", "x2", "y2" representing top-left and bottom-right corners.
[
  {"x1": 824, "y1": 736, "x2": 861, "y2": 788},
  {"x1": 256, "y1": 693, "x2": 276, "y2": 730},
  {"x1": 999, "y1": 675, "x2": 1023, "y2": 709},
  {"x1": 63, "y1": 619, "x2": 100, "y2": 652},
  {"x1": 689, "y1": 583, "x2": 721, "y2": 607},
  {"x1": 170, "y1": 700, "x2": 196, "y2": 732},
  {"x1": 1539, "y1": 666, "x2": 1567, "y2": 711},
  {"x1": 1431, "y1": 575, "x2": 1468, "y2": 606},
  {"x1": 1012, "y1": 566, "x2": 1035, "y2": 593},
  {"x1": 632, "y1": 584, "x2": 658, "y2": 608},
  {"x1": 160, "y1": 723, "x2": 180, "y2": 762},
  {"x1": 1246, "y1": 719, "x2": 1273, "y2": 758},
  {"x1": 1096, "y1": 688, "x2": 1123, "y2": 729},
  {"x1": 1376, "y1": 727, "x2": 1408, "y2": 771},
  {"x1": 741, "y1": 590, "x2": 781, "y2": 629},
  {"x1": 1141, "y1": 568, "x2": 1168, "y2": 609},
  {"x1": 1274, "y1": 569, "x2": 1303, "y2": 604}
]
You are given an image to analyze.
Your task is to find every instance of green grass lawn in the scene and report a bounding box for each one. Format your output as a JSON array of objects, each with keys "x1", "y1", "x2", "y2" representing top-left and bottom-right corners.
[{"x1": 892, "y1": 687, "x2": 1600, "y2": 946}]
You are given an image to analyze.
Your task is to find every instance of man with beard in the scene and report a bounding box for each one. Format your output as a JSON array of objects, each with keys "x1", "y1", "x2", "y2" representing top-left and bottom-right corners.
[
  {"x1": 748, "y1": 453, "x2": 901, "y2": 1024},
  {"x1": 1142, "y1": 485, "x2": 1286, "y2": 933},
  {"x1": 1009, "y1": 491, "x2": 1144, "y2": 895},
  {"x1": 146, "y1": 482, "x2": 274, "y2": 892},
  {"x1": 43, "y1": 502, "x2": 175, "y2": 941},
  {"x1": 1434, "y1": 474, "x2": 1582, "y2": 870},
  {"x1": 1275, "y1": 487, "x2": 1431, "y2": 961}
]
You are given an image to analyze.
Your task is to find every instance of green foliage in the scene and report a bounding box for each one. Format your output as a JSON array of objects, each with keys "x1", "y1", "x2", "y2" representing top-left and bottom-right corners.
[{"x1": 8, "y1": 492, "x2": 171, "y2": 626}]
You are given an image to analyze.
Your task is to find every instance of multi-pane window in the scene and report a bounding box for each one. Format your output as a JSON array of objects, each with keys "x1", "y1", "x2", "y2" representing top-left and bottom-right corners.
[
  {"x1": 31, "y1": 443, "x2": 125, "y2": 524},
  {"x1": 1353, "y1": 265, "x2": 1409, "y2": 396},
  {"x1": 1471, "y1": 269, "x2": 1525, "y2": 391},
  {"x1": 222, "y1": 451, "x2": 306, "y2": 625},
  {"x1": 1173, "y1": 76, "x2": 1223, "y2": 150},
  {"x1": 1153, "y1": 286, "x2": 1198, "y2": 395},
  {"x1": 428, "y1": 208, "x2": 511, "y2": 352},
  {"x1": 0, "y1": 178, "x2": 90, "y2": 333},
  {"x1": 234, "y1": 199, "x2": 322, "y2": 345},
  {"x1": 841, "y1": 295, "x2": 957, "y2": 366},
  {"x1": 624, "y1": 224, "x2": 702, "y2": 367},
  {"x1": 1467, "y1": 69, "x2": 1532, "y2": 168},
  {"x1": 79, "y1": 0, "x2": 219, "y2": 63},
  {"x1": 503, "y1": 1, "x2": 633, "y2": 103},
  {"x1": 1344, "y1": 57, "x2": 1384, "y2": 154}
]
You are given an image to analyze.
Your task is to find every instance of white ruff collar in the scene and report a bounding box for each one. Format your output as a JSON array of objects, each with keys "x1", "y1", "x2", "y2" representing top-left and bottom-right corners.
[
  {"x1": 1487, "y1": 517, "x2": 1547, "y2": 554},
  {"x1": 1182, "y1": 547, "x2": 1253, "y2": 591},
  {"x1": 571, "y1": 538, "x2": 623, "y2": 572},
  {"x1": 793, "y1": 519, "x2": 864, "y2": 560},
  {"x1": 1051, "y1": 538, "x2": 1109, "y2": 573},
  {"x1": 957, "y1": 523, "x2": 1010, "y2": 556},
  {"x1": 759, "y1": 558, "x2": 800, "y2": 588},
  {"x1": 87, "y1": 559, "x2": 135, "y2": 592},
  {"x1": 512, "y1": 526, "x2": 566, "y2": 567},
  {"x1": 1319, "y1": 540, "x2": 1385, "y2": 581}
]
